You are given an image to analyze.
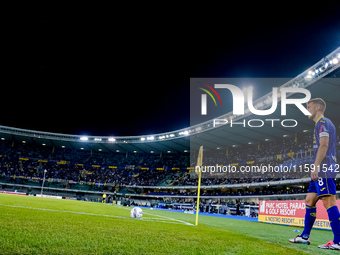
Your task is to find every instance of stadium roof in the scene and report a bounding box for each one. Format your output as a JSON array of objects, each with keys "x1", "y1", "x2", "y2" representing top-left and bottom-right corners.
[{"x1": 0, "y1": 47, "x2": 339, "y2": 153}]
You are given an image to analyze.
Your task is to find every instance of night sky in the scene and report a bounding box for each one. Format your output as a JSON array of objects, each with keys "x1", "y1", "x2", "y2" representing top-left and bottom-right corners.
[{"x1": 2, "y1": 5, "x2": 340, "y2": 136}]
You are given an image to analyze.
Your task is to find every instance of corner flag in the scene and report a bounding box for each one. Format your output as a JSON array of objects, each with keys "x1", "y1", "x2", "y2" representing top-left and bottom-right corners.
[{"x1": 195, "y1": 145, "x2": 203, "y2": 226}]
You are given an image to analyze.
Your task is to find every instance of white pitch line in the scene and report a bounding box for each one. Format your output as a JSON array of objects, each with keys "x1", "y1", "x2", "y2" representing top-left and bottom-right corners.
[
  {"x1": 0, "y1": 203, "x2": 130, "y2": 219},
  {"x1": 143, "y1": 211, "x2": 195, "y2": 226},
  {"x1": 0, "y1": 204, "x2": 194, "y2": 226},
  {"x1": 120, "y1": 206, "x2": 194, "y2": 226}
]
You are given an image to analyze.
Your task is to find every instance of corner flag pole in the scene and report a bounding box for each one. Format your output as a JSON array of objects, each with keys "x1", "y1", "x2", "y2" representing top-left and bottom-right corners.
[{"x1": 195, "y1": 145, "x2": 203, "y2": 226}]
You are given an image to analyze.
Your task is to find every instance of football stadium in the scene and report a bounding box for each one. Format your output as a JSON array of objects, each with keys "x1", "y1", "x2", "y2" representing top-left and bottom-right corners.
[
  {"x1": 2, "y1": 8, "x2": 340, "y2": 254},
  {"x1": 1, "y1": 44, "x2": 340, "y2": 254}
]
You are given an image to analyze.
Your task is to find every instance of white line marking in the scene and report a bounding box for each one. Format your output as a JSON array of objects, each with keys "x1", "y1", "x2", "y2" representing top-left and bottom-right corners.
[
  {"x1": 143, "y1": 211, "x2": 194, "y2": 226},
  {"x1": 120, "y1": 206, "x2": 194, "y2": 226},
  {"x1": 0, "y1": 204, "x2": 194, "y2": 226}
]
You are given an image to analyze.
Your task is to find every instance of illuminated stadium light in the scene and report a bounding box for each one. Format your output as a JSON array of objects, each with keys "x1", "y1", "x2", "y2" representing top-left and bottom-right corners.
[
  {"x1": 94, "y1": 138, "x2": 102, "y2": 141},
  {"x1": 80, "y1": 136, "x2": 88, "y2": 141},
  {"x1": 147, "y1": 136, "x2": 154, "y2": 140},
  {"x1": 263, "y1": 96, "x2": 272, "y2": 104},
  {"x1": 256, "y1": 102, "x2": 264, "y2": 108},
  {"x1": 108, "y1": 137, "x2": 115, "y2": 142},
  {"x1": 332, "y1": 58, "x2": 339, "y2": 65},
  {"x1": 179, "y1": 130, "x2": 189, "y2": 136},
  {"x1": 140, "y1": 137, "x2": 146, "y2": 141},
  {"x1": 158, "y1": 135, "x2": 165, "y2": 140}
]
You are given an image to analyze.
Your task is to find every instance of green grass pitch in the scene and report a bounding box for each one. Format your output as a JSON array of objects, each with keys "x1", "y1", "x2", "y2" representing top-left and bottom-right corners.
[{"x1": 0, "y1": 193, "x2": 335, "y2": 254}]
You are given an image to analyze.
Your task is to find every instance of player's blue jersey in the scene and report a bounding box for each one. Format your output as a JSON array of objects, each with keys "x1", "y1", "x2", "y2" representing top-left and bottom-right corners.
[
  {"x1": 312, "y1": 116, "x2": 337, "y2": 171},
  {"x1": 308, "y1": 116, "x2": 337, "y2": 196}
]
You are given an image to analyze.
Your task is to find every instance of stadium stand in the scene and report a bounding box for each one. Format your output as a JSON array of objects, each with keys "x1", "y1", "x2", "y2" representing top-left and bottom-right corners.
[{"x1": 1, "y1": 131, "x2": 339, "y2": 194}]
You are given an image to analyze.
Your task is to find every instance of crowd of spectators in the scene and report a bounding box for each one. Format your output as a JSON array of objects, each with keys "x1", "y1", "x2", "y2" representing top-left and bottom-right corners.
[
  {"x1": 0, "y1": 131, "x2": 339, "y2": 195},
  {"x1": 0, "y1": 140, "x2": 189, "y2": 188},
  {"x1": 143, "y1": 185, "x2": 310, "y2": 197}
]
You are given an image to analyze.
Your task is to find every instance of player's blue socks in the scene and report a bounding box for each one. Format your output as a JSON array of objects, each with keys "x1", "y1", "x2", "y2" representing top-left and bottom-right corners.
[
  {"x1": 301, "y1": 205, "x2": 316, "y2": 239},
  {"x1": 327, "y1": 205, "x2": 340, "y2": 244}
]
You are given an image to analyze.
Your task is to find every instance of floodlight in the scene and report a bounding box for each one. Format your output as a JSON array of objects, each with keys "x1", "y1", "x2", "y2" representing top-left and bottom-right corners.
[
  {"x1": 80, "y1": 136, "x2": 88, "y2": 141},
  {"x1": 179, "y1": 130, "x2": 189, "y2": 136}
]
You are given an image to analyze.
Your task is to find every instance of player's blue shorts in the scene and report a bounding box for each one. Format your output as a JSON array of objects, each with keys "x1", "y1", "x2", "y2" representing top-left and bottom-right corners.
[{"x1": 307, "y1": 178, "x2": 336, "y2": 198}]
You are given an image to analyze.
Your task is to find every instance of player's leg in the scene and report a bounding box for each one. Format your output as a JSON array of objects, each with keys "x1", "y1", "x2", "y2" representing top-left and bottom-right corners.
[
  {"x1": 289, "y1": 192, "x2": 317, "y2": 244},
  {"x1": 321, "y1": 194, "x2": 336, "y2": 208},
  {"x1": 318, "y1": 199, "x2": 340, "y2": 249},
  {"x1": 300, "y1": 192, "x2": 318, "y2": 239},
  {"x1": 322, "y1": 195, "x2": 340, "y2": 244},
  {"x1": 317, "y1": 177, "x2": 340, "y2": 250}
]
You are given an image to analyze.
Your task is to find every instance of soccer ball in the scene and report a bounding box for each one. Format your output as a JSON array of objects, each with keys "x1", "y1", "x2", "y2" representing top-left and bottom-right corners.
[{"x1": 130, "y1": 207, "x2": 143, "y2": 219}]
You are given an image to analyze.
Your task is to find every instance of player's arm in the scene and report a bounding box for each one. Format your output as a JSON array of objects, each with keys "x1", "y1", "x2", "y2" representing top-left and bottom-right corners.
[{"x1": 311, "y1": 136, "x2": 329, "y2": 181}]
